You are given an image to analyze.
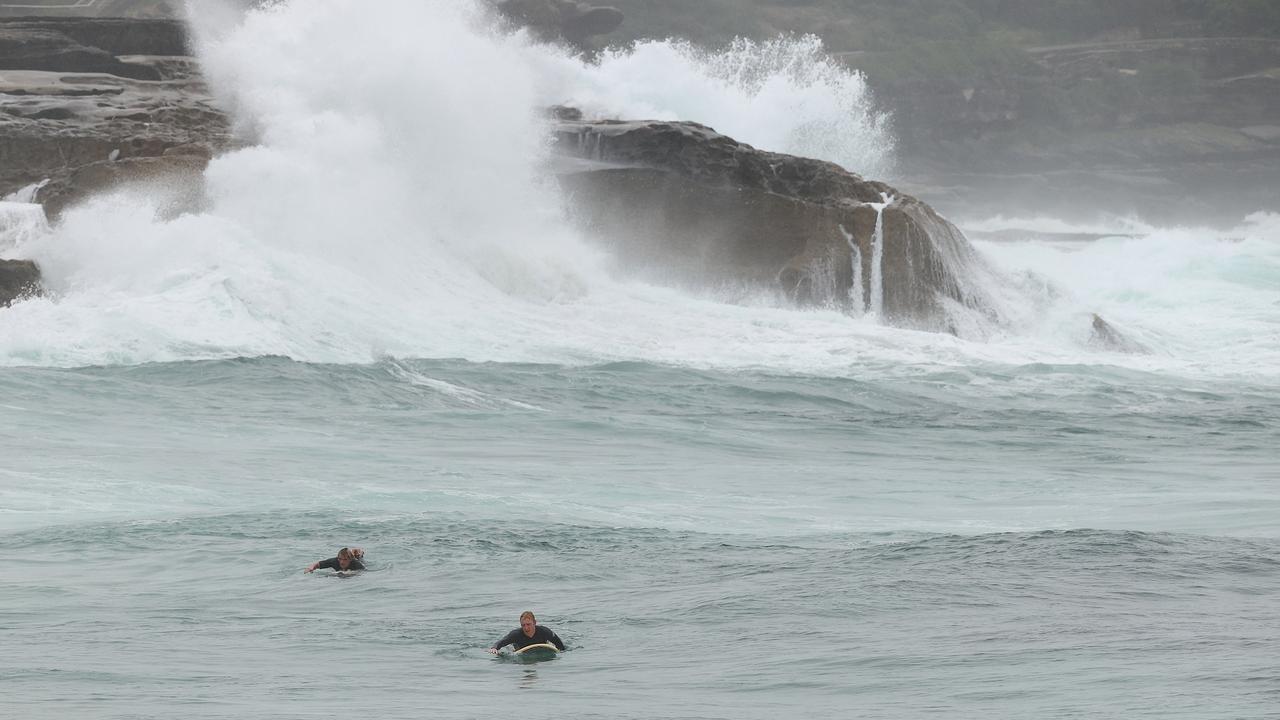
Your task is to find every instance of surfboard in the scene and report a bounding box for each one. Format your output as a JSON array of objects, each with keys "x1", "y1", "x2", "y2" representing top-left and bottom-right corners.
[{"x1": 513, "y1": 643, "x2": 559, "y2": 662}]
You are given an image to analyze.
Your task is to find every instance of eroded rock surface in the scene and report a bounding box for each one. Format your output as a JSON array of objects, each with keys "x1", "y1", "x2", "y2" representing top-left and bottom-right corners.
[
  {"x1": 551, "y1": 119, "x2": 1005, "y2": 333},
  {"x1": 0, "y1": 18, "x2": 230, "y2": 215},
  {"x1": 0, "y1": 258, "x2": 41, "y2": 307}
]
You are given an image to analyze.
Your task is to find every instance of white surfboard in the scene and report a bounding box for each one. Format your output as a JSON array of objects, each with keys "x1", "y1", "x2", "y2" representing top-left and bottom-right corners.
[{"x1": 513, "y1": 643, "x2": 560, "y2": 661}]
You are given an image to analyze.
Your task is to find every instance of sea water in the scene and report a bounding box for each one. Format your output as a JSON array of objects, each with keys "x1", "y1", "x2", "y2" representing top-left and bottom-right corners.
[{"x1": 1, "y1": 2, "x2": 1278, "y2": 718}]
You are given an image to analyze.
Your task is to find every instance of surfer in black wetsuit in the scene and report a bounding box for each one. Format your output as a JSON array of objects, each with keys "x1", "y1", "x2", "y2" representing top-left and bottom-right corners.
[
  {"x1": 304, "y1": 547, "x2": 365, "y2": 573},
  {"x1": 487, "y1": 611, "x2": 566, "y2": 654}
]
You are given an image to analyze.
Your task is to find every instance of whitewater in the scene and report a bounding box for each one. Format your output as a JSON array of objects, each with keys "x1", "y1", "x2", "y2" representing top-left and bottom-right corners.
[{"x1": 1, "y1": 1, "x2": 1277, "y2": 719}]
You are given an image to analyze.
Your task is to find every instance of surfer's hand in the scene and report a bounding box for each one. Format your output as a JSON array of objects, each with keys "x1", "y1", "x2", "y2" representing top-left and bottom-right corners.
[
  {"x1": 487, "y1": 648, "x2": 499, "y2": 655},
  {"x1": 304, "y1": 563, "x2": 317, "y2": 573}
]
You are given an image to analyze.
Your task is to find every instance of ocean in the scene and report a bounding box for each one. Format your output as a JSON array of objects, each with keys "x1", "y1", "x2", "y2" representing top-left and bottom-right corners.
[{"x1": 2, "y1": 2, "x2": 1278, "y2": 718}]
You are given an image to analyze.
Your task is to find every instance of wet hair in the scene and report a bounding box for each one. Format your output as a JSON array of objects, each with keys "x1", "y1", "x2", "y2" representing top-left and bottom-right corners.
[
  {"x1": 520, "y1": 611, "x2": 536, "y2": 624},
  {"x1": 337, "y1": 547, "x2": 352, "y2": 561}
]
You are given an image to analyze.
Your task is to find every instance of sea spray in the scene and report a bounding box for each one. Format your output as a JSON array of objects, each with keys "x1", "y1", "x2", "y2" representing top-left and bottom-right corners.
[
  {"x1": 970, "y1": 211, "x2": 1280, "y2": 369},
  {"x1": 0, "y1": 0, "x2": 608, "y2": 366},
  {"x1": 0, "y1": 1, "x2": 1276, "y2": 378},
  {"x1": 0, "y1": 201, "x2": 50, "y2": 255},
  {"x1": 542, "y1": 34, "x2": 895, "y2": 178},
  {"x1": 2, "y1": 180, "x2": 49, "y2": 205}
]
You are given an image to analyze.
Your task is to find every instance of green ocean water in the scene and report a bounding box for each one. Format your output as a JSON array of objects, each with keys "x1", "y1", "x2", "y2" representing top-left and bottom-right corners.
[{"x1": 2, "y1": 358, "x2": 1278, "y2": 719}]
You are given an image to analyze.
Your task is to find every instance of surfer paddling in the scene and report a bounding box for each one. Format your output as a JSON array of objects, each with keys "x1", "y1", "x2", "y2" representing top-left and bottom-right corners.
[
  {"x1": 488, "y1": 611, "x2": 566, "y2": 654},
  {"x1": 304, "y1": 547, "x2": 365, "y2": 573}
]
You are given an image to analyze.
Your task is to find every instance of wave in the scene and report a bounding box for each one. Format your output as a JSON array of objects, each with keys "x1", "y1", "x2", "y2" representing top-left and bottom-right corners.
[
  {"x1": 0, "y1": 0, "x2": 1276, "y2": 380},
  {"x1": 970, "y1": 211, "x2": 1280, "y2": 376},
  {"x1": 534, "y1": 33, "x2": 895, "y2": 178}
]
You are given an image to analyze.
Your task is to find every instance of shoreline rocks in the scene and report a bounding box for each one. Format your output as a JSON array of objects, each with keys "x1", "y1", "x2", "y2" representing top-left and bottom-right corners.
[
  {"x1": 0, "y1": 17, "x2": 230, "y2": 214},
  {"x1": 0, "y1": 258, "x2": 40, "y2": 307}
]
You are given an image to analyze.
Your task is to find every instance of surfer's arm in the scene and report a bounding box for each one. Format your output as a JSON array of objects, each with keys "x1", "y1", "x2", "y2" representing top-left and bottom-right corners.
[
  {"x1": 489, "y1": 629, "x2": 520, "y2": 653},
  {"x1": 305, "y1": 558, "x2": 338, "y2": 573},
  {"x1": 546, "y1": 629, "x2": 566, "y2": 651}
]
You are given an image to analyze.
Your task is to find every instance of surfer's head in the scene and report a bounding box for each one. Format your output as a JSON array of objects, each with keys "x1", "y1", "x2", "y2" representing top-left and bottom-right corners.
[
  {"x1": 520, "y1": 611, "x2": 536, "y2": 636},
  {"x1": 337, "y1": 547, "x2": 354, "y2": 569}
]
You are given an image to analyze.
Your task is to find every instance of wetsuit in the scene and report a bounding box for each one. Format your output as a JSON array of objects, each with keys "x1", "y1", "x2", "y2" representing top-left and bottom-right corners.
[
  {"x1": 314, "y1": 557, "x2": 365, "y2": 571},
  {"x1": 491, "y1": 625, "x2": 565, "y2": 651}
]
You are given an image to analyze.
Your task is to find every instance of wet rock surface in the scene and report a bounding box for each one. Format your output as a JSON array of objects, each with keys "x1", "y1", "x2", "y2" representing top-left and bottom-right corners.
[
  {"x1": 551, "y1": 119, "x2": 1005, "y2": 332},
  {"x1": 0, "y1": 18, "x2": 230, "y2": 215},
  {"x1": 0, "y1": 257, "x2": 41, "y2": 307}
]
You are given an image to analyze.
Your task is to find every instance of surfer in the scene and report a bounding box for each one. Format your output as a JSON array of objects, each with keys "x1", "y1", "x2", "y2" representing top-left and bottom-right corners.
[
  {"x1": 487, "y1": 611, "x2": 566, "y2": 654},
  {"x1": 304, "y1": 547, "x2": 365, "y2": 573}
]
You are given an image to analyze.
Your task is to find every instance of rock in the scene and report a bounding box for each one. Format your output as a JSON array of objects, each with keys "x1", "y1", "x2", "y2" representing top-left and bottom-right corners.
[
  {"x1": 0, "y1": 15, "x2": 235, "y2": 318},
  {"x1": 36, "y1": 154, "x2": 209, "y2": 219},
  {"x1": 0, "y1": 26, "x2": 159, "y2": 80},
  {"x1": 0, "y1": 17, "x2": 227, "y2": 207},
  {"x1": 551, "y1": 118, "x2": 1004, "y2": 332},
  {"x1": 0, "y1": 17, "x2": 190, "y2": 81},
  {"x1": 0, "y1": 58, "x2": 232, "y2": 217},
  {"x1": 495, "y1": 0, "x2": 623, "y2": 47},
  {"x1": 1, "y1": 17, "x2": 188, "y2": 57},
  {"x1": 1089, "y1": 313, "x2": 1149, "y2": 354},
  {"x1": 0, "y1": 1, "x2": 176, "y2": 19},
  {"x1": 0, "y1": 16, "x2": 224, "y2": 308},
  {"x1": 0, "y1": 258, "x2": 41, "y2": 307},
  {"x1": 548, "y1": 104, "x2": 583, "y2": 121}
]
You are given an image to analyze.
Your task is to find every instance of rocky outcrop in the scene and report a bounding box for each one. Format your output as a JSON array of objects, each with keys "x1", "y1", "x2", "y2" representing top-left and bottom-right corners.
[
  {"x1": 0, "y1": 258, "x2": 41, "y2": 307},
  {"x1": 37, "y1": 151, "x2": 211, "y2": 219},
  {"x1": 494, "y1": 0, "x2": 623, "y2": 48},
  {"x1": 551, "y1": 119, "x2": 1004, "y2": 332},
  {"x1": 0, "y1": 25, "x2": 158, "y2": 80},
  {"x1": 0, "y1": 17, "x2": 189, "y2": 79},
  {"x1": 0, "y1": 66, "x2": 228, "y2": 212},
  {"x1": 0, "y1": 17, "x2": 188, "y2": 56},
  {"x1": 0, "y1": 1, "x2": 176, "y2": 19},
  {"x1": 0, "y1": 17, "x2": 229, "y2": 304},
  {"x1": 0, "y1": 18, "x2": 230, "y2": 215},
  {"x1": 1089, "y1": 313, "x2": 1149, "y2": 354}
]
